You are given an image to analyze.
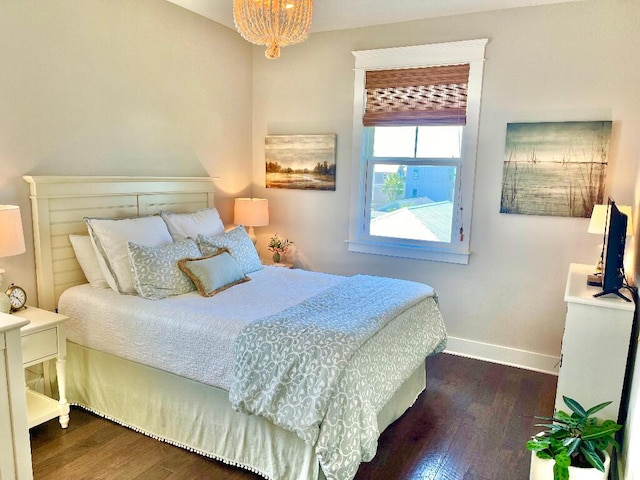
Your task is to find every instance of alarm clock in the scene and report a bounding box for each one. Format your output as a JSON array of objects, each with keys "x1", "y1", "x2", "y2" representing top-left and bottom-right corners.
[{"x1": 6, "y1": 284, "x2": 27, "y2": 312}]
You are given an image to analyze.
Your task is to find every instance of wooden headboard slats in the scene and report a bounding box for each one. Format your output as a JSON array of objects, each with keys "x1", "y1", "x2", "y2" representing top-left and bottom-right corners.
[
  {"x1": 24, "y1": 176, "x2": 216, "y2": 310},
  {"x1": 49, "y1": 223, "x2": 94, "y2": 239},
  {"x1": 54, "y1": 257, "x2": 82, "y2": 274},
  {"x1": 50, "y1": 194, "x2": 139, "y2": 211},
  {"x1": 52, "y1": 246, "x2": 76, "y2": 260},
  {"x1": 54, "y1": 269, "x2": 86, "y2": 286}
]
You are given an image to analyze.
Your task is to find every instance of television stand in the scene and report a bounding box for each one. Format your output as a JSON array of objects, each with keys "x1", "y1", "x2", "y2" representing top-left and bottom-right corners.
[
  {"x1": 558, "y1": 264, "x2": 636, "y2": 421},
  {"x1": 593, "y1": 288, "x2": 632, "y2": 302}
]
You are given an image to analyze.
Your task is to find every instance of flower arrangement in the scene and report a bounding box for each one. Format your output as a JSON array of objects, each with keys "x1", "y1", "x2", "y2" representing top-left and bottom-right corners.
[{"x1": 267, "y1": 234, "x2": 293, "y2": 263}]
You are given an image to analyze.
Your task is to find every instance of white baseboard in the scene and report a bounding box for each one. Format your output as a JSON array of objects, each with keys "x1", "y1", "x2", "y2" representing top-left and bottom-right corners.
[{"x1": 444, "y1": 336, "x2": 560, "y2": 375}]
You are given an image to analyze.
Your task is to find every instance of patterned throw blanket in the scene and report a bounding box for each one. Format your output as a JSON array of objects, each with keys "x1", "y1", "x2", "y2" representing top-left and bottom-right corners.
[{"x1": 230, "y1": 275, "x2": 447, "y2": 480}]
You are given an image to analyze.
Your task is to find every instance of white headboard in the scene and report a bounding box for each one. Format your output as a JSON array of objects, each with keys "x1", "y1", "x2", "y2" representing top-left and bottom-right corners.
[{"x1": 23, "y1": 176, "x2": 216, "y2": 311}]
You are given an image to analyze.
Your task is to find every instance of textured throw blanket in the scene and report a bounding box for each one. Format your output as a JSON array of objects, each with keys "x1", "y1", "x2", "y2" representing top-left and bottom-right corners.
[{"x1": 230, "y1": 274, "x2": 446, "y2": 480}]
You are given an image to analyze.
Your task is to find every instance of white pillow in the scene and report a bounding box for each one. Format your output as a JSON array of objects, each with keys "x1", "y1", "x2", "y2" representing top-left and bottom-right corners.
[
  {"x1": 68, "y1": 235, "x2": 109, "y2": 289},
  {"x1": 85, "y1": 215, "x2": 174, "y2": 295},
  {"x1": 160, "y1": 208, "x2": 225, "y2": 242}
]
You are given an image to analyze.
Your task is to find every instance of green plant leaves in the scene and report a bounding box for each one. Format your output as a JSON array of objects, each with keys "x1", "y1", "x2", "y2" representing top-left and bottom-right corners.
[
  {"x1": 526, "y1": 439, "x2": 547, "y2": 451},
  {"x1": 536, "y1": 451, "x2": 553, "y2": 460},
  {"x1": 562, "y1": 437, "x2": 580, "y2": 456},
  {"x1": 554, "y1": 452, "x2": 571, "y2": 468},
  {"x1": 580, "y1": 443, "x2": 605, "y2": 472},
  {"x1": 526, "y1": 396, "x2": 622, "y2": 479},
  {"x1": 562, "y1": 396, "x2": 587, "y2": 418},
  {"x1": 582, "y1": 423, "x2": 622, "y2": 440},
  {"x1": 553, "y1": 453, "x2": 570, "y2": 480},
  {"x1": 585, "y1": 401, "x2": 612, "y2": 417}
]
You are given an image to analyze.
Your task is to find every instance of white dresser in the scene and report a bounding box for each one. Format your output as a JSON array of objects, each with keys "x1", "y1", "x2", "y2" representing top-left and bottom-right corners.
[
  {"x1": 0, "y1": 312, "x2": 33, "y2": 480},
  {"x1": 556, "y1": 263, "x2": 636, "y2": 421}
]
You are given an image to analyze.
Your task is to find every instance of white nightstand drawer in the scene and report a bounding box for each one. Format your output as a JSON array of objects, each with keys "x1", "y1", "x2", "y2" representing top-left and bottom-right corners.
[
  {"x1": 16, "y1": 306, "x2": 70, "y2": 430},
  {"x1": 21, "y1": 328, "x2": 58, "y2": 364}
]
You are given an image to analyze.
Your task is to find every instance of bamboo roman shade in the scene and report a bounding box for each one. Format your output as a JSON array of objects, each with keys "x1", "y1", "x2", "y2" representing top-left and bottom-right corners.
[{"x1": 363, "y1": 64, "x2": 471, "y2": 127}]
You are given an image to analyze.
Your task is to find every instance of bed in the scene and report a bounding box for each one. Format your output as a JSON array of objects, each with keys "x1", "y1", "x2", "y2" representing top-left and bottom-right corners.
[{"x1": 24, "y1": 175, "x2": 447, "y2": 480}]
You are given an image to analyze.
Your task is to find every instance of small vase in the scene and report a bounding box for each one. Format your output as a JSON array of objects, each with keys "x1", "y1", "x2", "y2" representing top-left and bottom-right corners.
[{"x1": 272, "y1": 252, "x2": 281, "y2": 263}]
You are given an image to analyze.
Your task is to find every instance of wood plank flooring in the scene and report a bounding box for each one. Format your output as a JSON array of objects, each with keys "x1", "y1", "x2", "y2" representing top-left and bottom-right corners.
[{"x1": 29, "y1": 353, "x2": 556, "y2": 479}]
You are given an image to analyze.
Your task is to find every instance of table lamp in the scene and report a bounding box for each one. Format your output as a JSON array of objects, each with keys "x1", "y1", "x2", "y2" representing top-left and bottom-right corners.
[
  {"x1": 234, "y1": 198, "x2": 269, "y2": 245},
  {"x1": 0, "y1": 205, "x2": 26, "y2": 313}
]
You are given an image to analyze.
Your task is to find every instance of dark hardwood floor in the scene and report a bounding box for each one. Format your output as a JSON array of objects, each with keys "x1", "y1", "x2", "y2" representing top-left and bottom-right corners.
[{"x1": 30, "y1": 353, "x2": 556, "y2": 479}]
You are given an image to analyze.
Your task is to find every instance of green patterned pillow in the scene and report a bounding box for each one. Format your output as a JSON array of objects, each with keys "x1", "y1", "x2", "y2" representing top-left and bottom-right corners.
[
  {"x1": 178, "y1": 249, "x2": 250, "y2": 297},
  {"x1": 127, "y1": 238, "x2": 201, "y2": 299},
  {"x1": 197, "y1": 226, "x2": 263, "y2": 274}
]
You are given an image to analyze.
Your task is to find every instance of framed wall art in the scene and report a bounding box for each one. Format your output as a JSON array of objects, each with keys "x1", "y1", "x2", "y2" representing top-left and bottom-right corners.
[
  {"x1": 265, "y1": 134, "x2": 336, "y2": 191},
  {"x1": 500, "y1": 121, "x2": 611, "y2": 217}
]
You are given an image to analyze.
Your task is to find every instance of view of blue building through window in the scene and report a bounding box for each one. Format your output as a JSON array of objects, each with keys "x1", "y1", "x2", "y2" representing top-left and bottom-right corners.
[{"x1": 367, "y1": 126, "x2": 462, "y2": 243}]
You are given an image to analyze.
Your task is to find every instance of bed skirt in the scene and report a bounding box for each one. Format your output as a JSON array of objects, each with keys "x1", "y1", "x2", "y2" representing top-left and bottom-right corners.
[{"x1": 65, "y1": 341, "x2": 427, "y2": 480}]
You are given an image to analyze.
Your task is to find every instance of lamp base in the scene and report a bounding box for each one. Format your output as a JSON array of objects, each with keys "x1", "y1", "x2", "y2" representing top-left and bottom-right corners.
[
  {"x1": 587, "y1": 273, "x2": 602, "y2": 287},
  {"x1": 246, "y1": 226, "x2": 257, "y2": 245}
]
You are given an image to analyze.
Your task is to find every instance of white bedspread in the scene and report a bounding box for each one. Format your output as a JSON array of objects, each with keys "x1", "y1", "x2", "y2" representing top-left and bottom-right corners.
[{"x1": 59, "y1": 266, "x2": 343, "y2": 391}]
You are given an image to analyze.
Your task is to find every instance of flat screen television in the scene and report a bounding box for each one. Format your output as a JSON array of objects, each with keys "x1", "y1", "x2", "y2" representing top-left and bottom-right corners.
[{"x1": 594, "y1": 199, "x2": 631, "y2": 301}]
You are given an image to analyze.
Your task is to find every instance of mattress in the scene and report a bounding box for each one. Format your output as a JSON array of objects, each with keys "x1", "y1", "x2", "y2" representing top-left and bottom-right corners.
[
  {"x1": 59, "y1": 266, "x2": 344, "y2": 391},
  {"x1": 59, "y1": 266, "x2": 446, "y2": 479}
]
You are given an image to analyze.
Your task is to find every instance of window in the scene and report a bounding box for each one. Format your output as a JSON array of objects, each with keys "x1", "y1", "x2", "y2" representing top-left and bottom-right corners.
[
  {"x1": 367, "y1": 125, "x2": 462, "y2": 244},
  {"x1": 348, "y1": 40, "x2": 488, "y2": 264}
]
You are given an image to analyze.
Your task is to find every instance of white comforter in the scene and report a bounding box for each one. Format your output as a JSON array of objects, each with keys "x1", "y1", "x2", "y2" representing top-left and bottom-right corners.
[{"x1": 59, "y1": 266, "x2": 343, "y2": 391}]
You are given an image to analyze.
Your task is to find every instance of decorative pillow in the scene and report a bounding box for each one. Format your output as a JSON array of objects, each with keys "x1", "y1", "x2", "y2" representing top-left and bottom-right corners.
[
  {"x1": 85, "y1": 215, "x2": 174, "y2": 295},
  {"x1": 178, "y1": 249, "x2": 250, "y2": 297},
  {"x1": 68, "y1": 235, "x2": 109, "y2": 289},
  {"x1": 197, "y1": 226, "x2": 263, "y2": 274},
  {"x1": 160, "y1": 208, "x2": 225, "y2": 242},
  {"x1": 127, "y1": 238, "x2": 201, "y2": 300}
]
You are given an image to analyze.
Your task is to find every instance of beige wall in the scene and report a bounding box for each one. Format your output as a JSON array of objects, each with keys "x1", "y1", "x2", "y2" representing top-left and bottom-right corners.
[
  {"x1": 0, "y1": 0, "x2": 638, "y2": 476},
  {"x1": 0, "y1": 0, "x2": 253, "y2": 300},
  {"x1": 251, "y1": 0, "x2": 640, "y2": 367}
]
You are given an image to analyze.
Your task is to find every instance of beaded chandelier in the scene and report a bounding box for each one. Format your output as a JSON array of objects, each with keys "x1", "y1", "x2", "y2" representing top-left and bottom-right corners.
[{"x1": 233, "y1": 0, "x2": 313, "y2": 59}]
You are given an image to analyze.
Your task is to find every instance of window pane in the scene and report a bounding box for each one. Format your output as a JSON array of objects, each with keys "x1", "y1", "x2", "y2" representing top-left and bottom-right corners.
[
  {"x1": 416, "y1": 126, "x2": 463, "y2": 158},
  {"x1": 369, "y1": 164, "x2": 456, "y2": 243},
  {"x1": 372, "y1": 127, "x2": 416, "y2": 158}
]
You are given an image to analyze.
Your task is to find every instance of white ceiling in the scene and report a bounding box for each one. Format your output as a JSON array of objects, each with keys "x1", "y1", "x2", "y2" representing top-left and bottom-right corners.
[{"x1": 166, "y1": 0, "x2": 581, "y2": 33}]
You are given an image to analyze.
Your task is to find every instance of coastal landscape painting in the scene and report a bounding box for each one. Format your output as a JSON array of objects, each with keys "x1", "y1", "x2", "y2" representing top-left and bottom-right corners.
[
  {"x1": 500, "y1": 121, "x2": 611, "y2": 217},
  {"x1": 265, "y1": 134, "x2": 336, "y2": 190}
]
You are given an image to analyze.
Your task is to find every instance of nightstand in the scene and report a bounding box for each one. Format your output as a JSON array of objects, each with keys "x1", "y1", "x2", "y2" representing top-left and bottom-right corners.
[
  {"x1": 15, "y1": 306, "x2": 70, "y2": 429},
  {"x1": 0, "y1": 313, "x2": 33, "y2": 479}
]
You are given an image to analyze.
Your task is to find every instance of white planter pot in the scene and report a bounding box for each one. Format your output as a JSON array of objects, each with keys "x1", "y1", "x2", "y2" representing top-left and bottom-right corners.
[{"x1": 529, "y1": 450, "x2": 610, "y2": 480}]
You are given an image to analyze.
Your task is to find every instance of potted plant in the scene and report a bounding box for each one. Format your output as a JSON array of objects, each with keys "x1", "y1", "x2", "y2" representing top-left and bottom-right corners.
[
  {"x1": 267, "y1": 234, "x2": 293, "y2": 263},
  {"x1": 526, "y1": 396, "x2": 622, "y2": 480}
]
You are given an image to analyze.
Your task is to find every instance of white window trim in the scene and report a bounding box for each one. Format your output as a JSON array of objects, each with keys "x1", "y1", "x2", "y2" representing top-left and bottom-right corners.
[{"x1": 347, "y1": 39, "x2": 488, "y2": 265}]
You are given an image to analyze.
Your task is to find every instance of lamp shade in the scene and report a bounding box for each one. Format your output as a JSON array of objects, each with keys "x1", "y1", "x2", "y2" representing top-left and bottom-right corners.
[
  {"x1": 234, "y1": 198, "x2": 269, "y2": 227},
  {"x1": 0, "y1": 205, "x2": 26, "y2": 257},
  {"x1": 588, "y1": 204, "x2": 633, "y2": 235}
]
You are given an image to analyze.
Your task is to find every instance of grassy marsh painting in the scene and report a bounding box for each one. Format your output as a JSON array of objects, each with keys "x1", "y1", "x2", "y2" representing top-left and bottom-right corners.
[
  {"x1": 265, "y1": 134, "x2": 336, "y2": 190},
  {"x1": 500, "y1": 121, "x2": 611, "y2": 217}
]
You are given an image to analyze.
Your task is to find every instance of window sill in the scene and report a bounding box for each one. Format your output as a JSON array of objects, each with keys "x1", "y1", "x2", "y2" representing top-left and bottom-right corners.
[{"x1": 346, "y1": 239, "x2": 470, "y2": 265}]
